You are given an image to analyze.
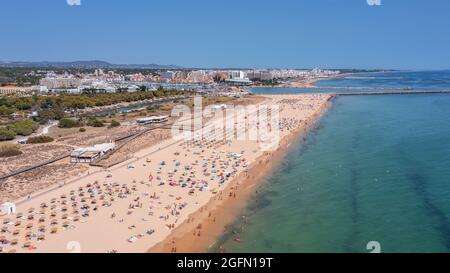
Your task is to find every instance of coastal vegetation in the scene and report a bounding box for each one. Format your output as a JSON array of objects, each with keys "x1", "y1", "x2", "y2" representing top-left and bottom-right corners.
[
  {"x1": 58, "y1": 116, "x2": 105, "y2": 128},
  {"x1": 0, "y1": 144, "x2": 22, "y2": 157},
  {"x1": 109, "y1": 120, "x2": 120, "y2": 128},
  {"x1": 7, "y1": 119, "x2": 39, "y2": 136},
  {"x1": 0, "y1": 119, "x2": 39, "y2": 142},
  {"x1": 26, "y1": 135, "x2": 54, "y2": 144},
  {"x1": 58, "y1": 118, "x2": 82, "y2": 128},
  {"x1": 85, "y1": 117, "x2": 105, "y2": 127},
  {"x1": 0, "y1": 127, "x2": 16, "y2": 141},
  {"x1": 0, "y1": 89, "x2": 190, "y2": 123}
]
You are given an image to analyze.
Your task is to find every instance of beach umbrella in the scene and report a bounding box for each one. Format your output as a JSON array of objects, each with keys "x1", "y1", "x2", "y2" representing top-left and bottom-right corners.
[
  {"x1": 0, "y1": 236, "x2": 6, "y2": 243},
  {"x1": 14, "y1": 221, "x2": 21, "y2": 227},
  {"x1": 61, "y1": 206, "x2": 68, "y2": 212},
  {"x1": 61, "y1": 194, "x2": 67, "y2": 199},
  {"x1": 23, "y1": 241, "x2": 32, "y2": 248},
  {"x1": 10, "y1": 239, "x2": 18, "y2": 245},
  {"x1": 61, "y1": 214, "x2": 68, "y2": 220},
  {"x1": 51, "y1": 198, "x2": 57, "y2": 204},
  {"x1": 13, "y1": 230, "x2": 20, "y2": 236},
  {"x1": 74, "y1": 216, "x2": 80, "y2": 222},
  {"x1": 28, "y1": 208, "x2": 35, "y2": 213},
  {"x1": 50, "y1": 205, "x2": 57, "y2": 210},
  {"x1": 40, "y1": 203, "x2": 47, "y2": 208},
  {"x1": 1, "y1": 226, "x2": 8, "y2": 233},
  {"x1": 2, "y1": 219, "x2": 10, "y2": 225},
  {"x1": 50, "y1": 228, "x2": 58, "y2": 234},
  {"x1": 26, "y1": 223, "x2": 33, "y2": 229},
  {"x1": 16, "y1": 213, "x2": 23, "y2": 219},
  {"x1": 62, "y1": 222, "x2": 70, "y2": 228},
  {"x1": 37, "y1": 235, "x2": 45, "y2": 241},
  {"x1": 38, "y1": 226, "x2": 46, "y2": 232},
  {"x1": 50, "y1": 212, "x2": 57, "y2": 218},
  {"x1": 27, "y1": 215, "x2": 34, "y2": 220},
  {"x1": 51, "y1": 220, "x2": 58, "y2": 225},
  {"x1": 39, "y1": 217, "x2": 45, "y2": 223}
]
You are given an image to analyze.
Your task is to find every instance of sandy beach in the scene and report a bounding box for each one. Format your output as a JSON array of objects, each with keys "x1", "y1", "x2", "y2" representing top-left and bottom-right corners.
[
  {"x1": 149, "y1": 94, "x2": 334, "y2": 253},
  {"x1": 0, "y1": 94, "x2": 333, "y2": 253}
]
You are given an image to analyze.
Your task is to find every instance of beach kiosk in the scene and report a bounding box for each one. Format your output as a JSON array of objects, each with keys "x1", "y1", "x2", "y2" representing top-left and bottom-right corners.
[{"x1": 0, "y1": 202, "x2": 16, "y2": 215}]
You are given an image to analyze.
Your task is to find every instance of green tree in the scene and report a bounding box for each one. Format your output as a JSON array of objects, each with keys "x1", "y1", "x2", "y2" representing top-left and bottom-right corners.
[
  {"x1": 58, "y1": 118, "x2": 81, "y2": 128},
  {"x1": 0, "y1": 127, "x2": 17, "y2": 141},
  {"x1": 109, "y1": 119, "x2": 120, "y2": 128},
  {"x1": 27, "y1": 135, "x2": 54, "y2": 144},
  {"x1": 8, "y1": 119, "x2": 38, "y2": 136},
  {"x1": 0, "y1": 105, "x2": 15, "y2": 115}
]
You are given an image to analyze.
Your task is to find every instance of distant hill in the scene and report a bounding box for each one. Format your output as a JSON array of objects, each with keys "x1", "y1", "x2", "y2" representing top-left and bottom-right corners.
[{"x1": 0, "y1": 60, "x2": 182, "y2": 69}]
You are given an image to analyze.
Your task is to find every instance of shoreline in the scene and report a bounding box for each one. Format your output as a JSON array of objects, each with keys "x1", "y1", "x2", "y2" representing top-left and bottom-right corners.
[
  {"x1": 0, "y1": 94, "x2": 333, "y2": 253},
  {"x1": 149, "y1": 95, "x2": 335, "y2": 253}
]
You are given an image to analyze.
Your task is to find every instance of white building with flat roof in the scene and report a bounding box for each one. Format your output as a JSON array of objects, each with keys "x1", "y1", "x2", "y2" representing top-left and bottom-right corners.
[
  {"x1": 70, "y1": 143, "x2": 116, "y2": 163},
  {"x1": 137, "y1": 116, "x2": 169, "y2": 125}
]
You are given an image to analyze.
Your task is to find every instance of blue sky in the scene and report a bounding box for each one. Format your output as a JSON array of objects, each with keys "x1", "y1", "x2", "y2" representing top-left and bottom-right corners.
[{"x1": 0, "y1": 0, "x2": 449, "y2": 70}]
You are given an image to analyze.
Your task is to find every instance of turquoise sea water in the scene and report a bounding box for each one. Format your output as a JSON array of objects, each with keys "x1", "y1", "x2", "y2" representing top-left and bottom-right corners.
[
  {"x1": 252, "y1": 70, "x2": 450, "y2": 95},
  {"x1": 215, "y1": 71, "x2": 450, "y2": 253}
]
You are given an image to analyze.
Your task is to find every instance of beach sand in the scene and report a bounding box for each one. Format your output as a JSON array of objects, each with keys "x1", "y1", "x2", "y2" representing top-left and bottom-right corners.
[
  {"x1": 0, "y1": 94, "x2": 333, "y2": 253},
  {"x1": 149, "y1": 94, "x2": 334, "y2": 253}
]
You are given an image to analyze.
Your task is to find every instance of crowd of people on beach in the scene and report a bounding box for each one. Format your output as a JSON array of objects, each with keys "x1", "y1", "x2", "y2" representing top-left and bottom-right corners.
[{"x1": 0, "y1": 94, "x2": 332, "y2": 253}]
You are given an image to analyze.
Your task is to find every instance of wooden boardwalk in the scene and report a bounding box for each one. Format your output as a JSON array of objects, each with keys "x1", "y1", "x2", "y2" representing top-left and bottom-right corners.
[{"x1": 0, "y1": 153, "x2": 71, "y2": 181}]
